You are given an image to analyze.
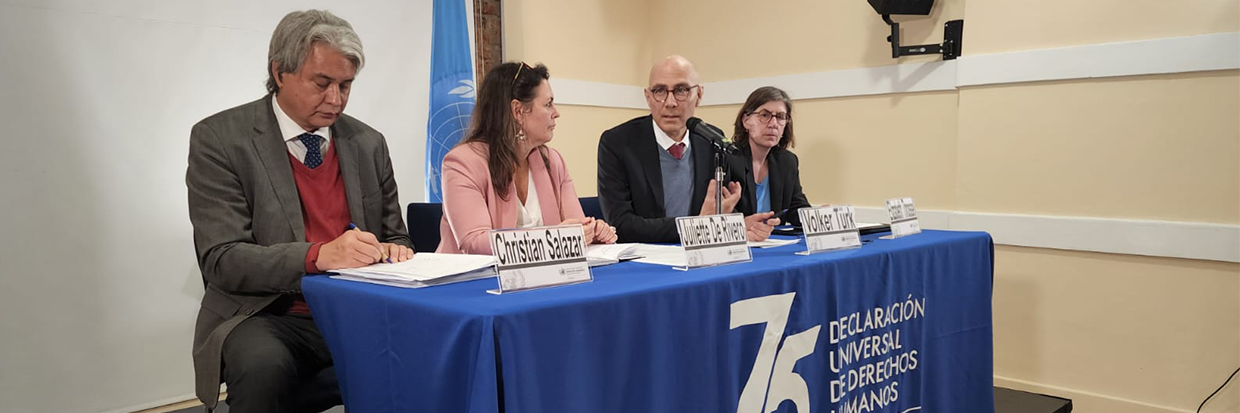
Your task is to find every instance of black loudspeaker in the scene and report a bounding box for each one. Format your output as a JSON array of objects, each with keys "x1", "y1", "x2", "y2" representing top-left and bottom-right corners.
[{"x1": 867, "y1": 0, "x2": 935, "y2": 15}]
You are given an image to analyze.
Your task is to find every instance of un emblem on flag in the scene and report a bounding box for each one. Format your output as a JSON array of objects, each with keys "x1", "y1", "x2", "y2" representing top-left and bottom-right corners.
[{"x1": 427, "y1": 79, "x2": 475, "y2": 201}]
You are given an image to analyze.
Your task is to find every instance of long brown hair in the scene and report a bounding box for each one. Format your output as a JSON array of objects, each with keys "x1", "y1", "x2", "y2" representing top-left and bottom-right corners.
[
  {"x1": 731, "y1": 86, "x2": 795, "y2": 151},
  {"x1": 462, "y1": 61, "x2": 550, "y2": 200}
]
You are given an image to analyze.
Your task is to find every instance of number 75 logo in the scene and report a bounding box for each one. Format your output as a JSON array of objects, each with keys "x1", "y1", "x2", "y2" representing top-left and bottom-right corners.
[{"x1": 731, "y1": 293, "x2": 822, "y2": 413}]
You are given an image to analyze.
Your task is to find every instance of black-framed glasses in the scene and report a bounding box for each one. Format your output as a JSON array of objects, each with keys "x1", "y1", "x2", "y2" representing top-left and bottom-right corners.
[
  {"x1": 748, "y1": 110, "x2": 789, "y2": 125},
  {"x1": 647, "y1": 85, "x2": 700, "y2": 102}
]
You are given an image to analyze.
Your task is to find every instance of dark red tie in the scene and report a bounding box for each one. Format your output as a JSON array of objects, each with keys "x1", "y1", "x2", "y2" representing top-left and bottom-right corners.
[{"x1": 669, "y1": 142, "x2": 685, "y2": 160}]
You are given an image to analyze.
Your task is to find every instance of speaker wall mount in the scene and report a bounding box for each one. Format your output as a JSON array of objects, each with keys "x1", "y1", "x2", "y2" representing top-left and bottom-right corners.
[{"x1": 867, "y1": 0, "x2": 964, "y2": 60}]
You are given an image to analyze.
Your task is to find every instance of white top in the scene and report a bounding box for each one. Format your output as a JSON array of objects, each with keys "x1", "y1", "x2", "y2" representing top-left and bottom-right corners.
[
  {"x1": 272, "y1": 95, "x2": 332, "y2": 162},
  {"x1": 651, "y1": 119, "x2": 690, "y2": 153},
  {"x1": 516, "y1": 172, "x2": 543, "y2": 228}
]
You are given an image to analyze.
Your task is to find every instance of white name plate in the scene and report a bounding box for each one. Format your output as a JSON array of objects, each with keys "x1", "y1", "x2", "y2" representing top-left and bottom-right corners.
[
  {"x1": 884, "y1": 197, "x2": 921, "y2": 239},
  {"x1": 675, "y1": 213, "x2": 752, "y2": 270},
  {"x1": 796, "y1": 205, "x2": 862, "y2": 255},
  {"x1": 486, "y1": 225, "x2": 592, "y2": 294}
]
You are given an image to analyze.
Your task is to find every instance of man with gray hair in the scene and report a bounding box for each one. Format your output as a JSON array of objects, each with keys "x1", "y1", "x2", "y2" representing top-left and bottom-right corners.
[{"x1": 187, "y1": 10, "x2": 413, "y2": 412}]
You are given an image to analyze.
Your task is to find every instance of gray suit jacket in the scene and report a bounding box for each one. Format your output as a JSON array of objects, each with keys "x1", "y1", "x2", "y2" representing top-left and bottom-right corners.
[{"x1": 186, "y1": 95, "x2": 412, "y2": 409}]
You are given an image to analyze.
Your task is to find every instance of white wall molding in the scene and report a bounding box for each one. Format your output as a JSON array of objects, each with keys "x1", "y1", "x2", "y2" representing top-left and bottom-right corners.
[
  {"x1": 852, "y1": 207, "x2": 1240, "y2": 263},
  {"x1": 548, "y1": 33, "x2": 1240, "y2": 263},
  {"x1": 549, "y1": 78, "x2": 647, "y2": 109},
  {"x1": 553, "y1": 32, "x2": 1240, "y2": 107},
  {"x1": 956, "y1": 32, "x2": 1240, "y2": 87},
  {"x1": 949, "y1": 212, "x2": 1240, "y2": 263},
  {"x1": 700, "y1": 60, "x2": 958, "y2": 106}
]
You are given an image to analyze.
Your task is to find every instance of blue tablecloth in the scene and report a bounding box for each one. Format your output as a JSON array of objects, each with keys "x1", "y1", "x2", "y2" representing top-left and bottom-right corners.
[{"x1": 303, "y1": 230, "x2": 995, "y2": 413}]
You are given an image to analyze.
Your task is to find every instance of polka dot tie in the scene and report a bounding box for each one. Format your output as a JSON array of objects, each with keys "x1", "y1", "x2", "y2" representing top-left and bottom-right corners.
[{"x1": 299, "y1": 133, "x2": 323, "y2": 169}]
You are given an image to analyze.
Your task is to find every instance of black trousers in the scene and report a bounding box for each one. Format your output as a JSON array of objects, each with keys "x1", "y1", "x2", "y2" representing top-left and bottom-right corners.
[{"x1": 220, "y1": 312, "x2": 341, "y2": 413}]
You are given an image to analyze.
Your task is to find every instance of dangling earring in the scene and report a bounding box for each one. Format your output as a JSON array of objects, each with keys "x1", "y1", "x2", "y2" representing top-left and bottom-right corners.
[{"x1": 516, "y1": 129, "x2": 527, "y2": 141}]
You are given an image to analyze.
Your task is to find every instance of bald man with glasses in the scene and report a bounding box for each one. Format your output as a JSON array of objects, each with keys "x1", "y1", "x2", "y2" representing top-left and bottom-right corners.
[{"x1": 596, "y1": 55, "x2": 778, "y2": 243}]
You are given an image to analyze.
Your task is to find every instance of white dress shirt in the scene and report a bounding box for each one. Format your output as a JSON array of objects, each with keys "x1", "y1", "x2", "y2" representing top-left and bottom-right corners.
[
  {"x1": 272, "y1": 95, "x2": 332, "y2": 162},
  {"x1": 651, "y1": 119, "x2": 690, "y2": 153}
]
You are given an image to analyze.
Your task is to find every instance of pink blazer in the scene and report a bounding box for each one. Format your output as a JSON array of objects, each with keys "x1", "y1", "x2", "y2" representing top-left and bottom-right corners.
[{"x1": 437, "y1": 142, "x2": 586, "y2": 254}]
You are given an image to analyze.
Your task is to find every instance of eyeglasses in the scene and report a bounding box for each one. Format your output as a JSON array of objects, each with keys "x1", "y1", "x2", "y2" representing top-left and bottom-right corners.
[
  {"x1": 511, "y1": 62, "x2": 532, "y2": 99},
  {"x1": 748, "y1": 110, "x2": 789, "y2": 125},
  {"x1": 647, "y1": 85, "x2": 700, "y2": 103},
  {"x1": 513, "y1": 61, "x2": 529, "y2": 81}
]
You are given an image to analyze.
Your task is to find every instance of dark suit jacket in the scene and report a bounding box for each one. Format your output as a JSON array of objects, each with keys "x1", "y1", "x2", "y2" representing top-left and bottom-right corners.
[
  {"x1": 735, "y1": 145, "x2": 812, "y2": 226},
  {"x1": 597, "y1": 115, "x2": 748, "y2": 243},
  {"x1": 185, "y1": 95, "x2": 412, "y2": 409}
]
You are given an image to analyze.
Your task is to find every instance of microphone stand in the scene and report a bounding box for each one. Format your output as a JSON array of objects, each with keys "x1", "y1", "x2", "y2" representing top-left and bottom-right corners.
[
  {"x1": 688, "y1": 118, "x2": 735, "y2": 216},
  {"x1": 708, "y1": 139, "x2": 734, "y2": 216},
  {"x1": 714, "y1": 152, "x2": 724, "y2": 215}
]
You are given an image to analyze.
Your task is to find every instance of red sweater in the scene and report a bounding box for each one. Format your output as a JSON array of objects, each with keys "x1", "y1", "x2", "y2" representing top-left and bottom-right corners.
[{"x1": 285, "y1": 144, "x2": 351, "y2": 315}]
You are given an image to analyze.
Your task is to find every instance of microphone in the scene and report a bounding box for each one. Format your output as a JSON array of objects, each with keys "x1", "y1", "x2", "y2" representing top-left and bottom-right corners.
[
  {"x1": 686, "y1": 117, "x2": 736, "y2": 215},
  {"x1": 686, "y1": 117, "x2": 737, "y2": 154}
]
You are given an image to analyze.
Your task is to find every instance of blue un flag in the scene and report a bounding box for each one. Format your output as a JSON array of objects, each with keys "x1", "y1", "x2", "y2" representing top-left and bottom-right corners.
[{"x1": 426, "y1": 0, "x2": 475, "y2": 202}]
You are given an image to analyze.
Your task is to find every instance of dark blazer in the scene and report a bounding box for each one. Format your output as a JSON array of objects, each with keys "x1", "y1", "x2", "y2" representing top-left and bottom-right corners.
[
  {"x1": 735, "y1": 145, "x2": 812, "y2": 226},
  {"x1": 597, "y1": 115, "x2": 748, "y2": 243},
  {"x1": 185, "y1": 95, "x2": 412, "y2": 409}
]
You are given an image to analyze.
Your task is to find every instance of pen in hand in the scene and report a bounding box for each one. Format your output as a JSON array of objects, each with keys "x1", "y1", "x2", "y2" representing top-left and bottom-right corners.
[
  {"x1": 767, "y1": 208, "x2": 790, "y2": 225},
  {"x1": 347, "y1": 223, "x2": 390, "y2": 263}
]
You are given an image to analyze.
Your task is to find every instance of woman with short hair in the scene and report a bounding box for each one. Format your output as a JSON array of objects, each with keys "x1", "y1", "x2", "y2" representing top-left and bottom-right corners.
[{"x1": 732, "y1": 86, "x2": 811, "y2": 225}]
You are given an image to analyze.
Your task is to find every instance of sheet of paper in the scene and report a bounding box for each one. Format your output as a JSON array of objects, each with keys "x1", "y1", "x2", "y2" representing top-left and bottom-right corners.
[
  {"x1": 330, "y1": 266, "x2": 496, "y2": 289},
  {"x1": 858, "y1": 222, "x2": 885, "y2": 230},
  {"x1": 330, "y1": 274, "x2": 428, "y2": 289},
  {"x1": 747, "y1": 238, "x2": 800, "y2": 248},
  {"x1": 333, "y1": 253, "x2": 496, "y2": 282},
  {"x1": 586, "y1": 243, "x2": 643, "y2": 266},
  {"x1": 587, "y1": 243, "x2": 639, "y2": 259},
  {"x1": 629, "y1": 244, "x2": 688, "y2": 267}
]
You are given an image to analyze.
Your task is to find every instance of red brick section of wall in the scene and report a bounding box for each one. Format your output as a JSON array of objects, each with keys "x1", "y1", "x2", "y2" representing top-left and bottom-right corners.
[{"x1": 473, "y1": 0, "x2": 502, "y2": 78}]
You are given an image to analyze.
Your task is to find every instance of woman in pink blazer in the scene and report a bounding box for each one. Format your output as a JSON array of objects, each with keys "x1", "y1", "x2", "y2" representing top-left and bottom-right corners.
[{"x1": 438, "y1": 62, "x2": 618, "y2": 254}]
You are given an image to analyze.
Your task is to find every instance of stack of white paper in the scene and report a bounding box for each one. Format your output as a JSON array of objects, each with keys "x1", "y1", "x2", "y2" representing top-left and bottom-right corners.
[
  {"x1": 586, "y1": 243, "x2": 642, "y2": 267},
  {"x1": 330, "y1": 253, "x2": 497, "y2": 289},
  {"x1": 859, "y1": 222, "x2": 886, "y2": 230},
  {"x1": 747, "y1": 238, "x2": 800, "y2": 248},
  {"x1": 629, "y1": 244, "x2": 690, "y2": 267}
]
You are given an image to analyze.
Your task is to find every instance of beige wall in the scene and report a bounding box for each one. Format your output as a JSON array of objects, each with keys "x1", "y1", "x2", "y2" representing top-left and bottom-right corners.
[
  {"x1": 965, "y1": 0, "x2": 1240, "y2": 54},
  {"x1": 503, "y1": 0, "x2": 651, "y2": 85},
  {"x1": 649, "y1": 0, "x2": 964, "y2": 81},
  {"x1": 546, "y1": 105, "x2": 649, "y2": 196},
  {"x1": 505, "y1": 0, "x2": 1240, "y2": 410},
  {"x1": 957, "y1": 71, "x2": 1240, "y2": 223},
  {"x1": 508, "y1": 0, "x2": 1240, "y2": 82},
  {"x1": 504, "y1": 0, "x2": 655, "y2": 195},
  {"x1": 694, "y1": 91, "x2": 961, "y2": 210},
  {"x1": 994, "y1": 246, "x2": 1240, "y2": 412}
]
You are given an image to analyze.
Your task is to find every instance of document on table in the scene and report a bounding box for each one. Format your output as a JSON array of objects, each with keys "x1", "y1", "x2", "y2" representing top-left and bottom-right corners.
[
  {"x1": 747, "y1": 238, "x2": 800, "y2": 248},
  {"x1": 629, "y1": 244, "x2": 689, "y2": 267},
  {"x1": 330, "y1": 253, "x2": 497, "y2": 288},
  {"x1": 586, "y1": 243, "x2": 642, "y2": 267},
  {"x1": 626, "y1": 237, "x2": 798, "y2": 267},
  {"x1": 773, "y1": 221, "x2": 890, "y2": 236},
  {"x1": 858, "y1": 222, "x2": 886, "y2": 231}
]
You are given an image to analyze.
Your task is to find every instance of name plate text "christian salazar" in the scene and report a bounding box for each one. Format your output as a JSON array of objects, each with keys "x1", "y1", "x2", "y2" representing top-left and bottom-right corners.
[
  {"x1": 675, "y1": 213, "x2": 752, "y2": 270},
  {"x1": 487, "y1": 224, "x2": 592, "y2": 294},
  {"x1": 885, "y1": 197, "x2": 921, "y2": 239},
  {"x1": 797, "y1": 205, "x2": 861, "y2": 255}
]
